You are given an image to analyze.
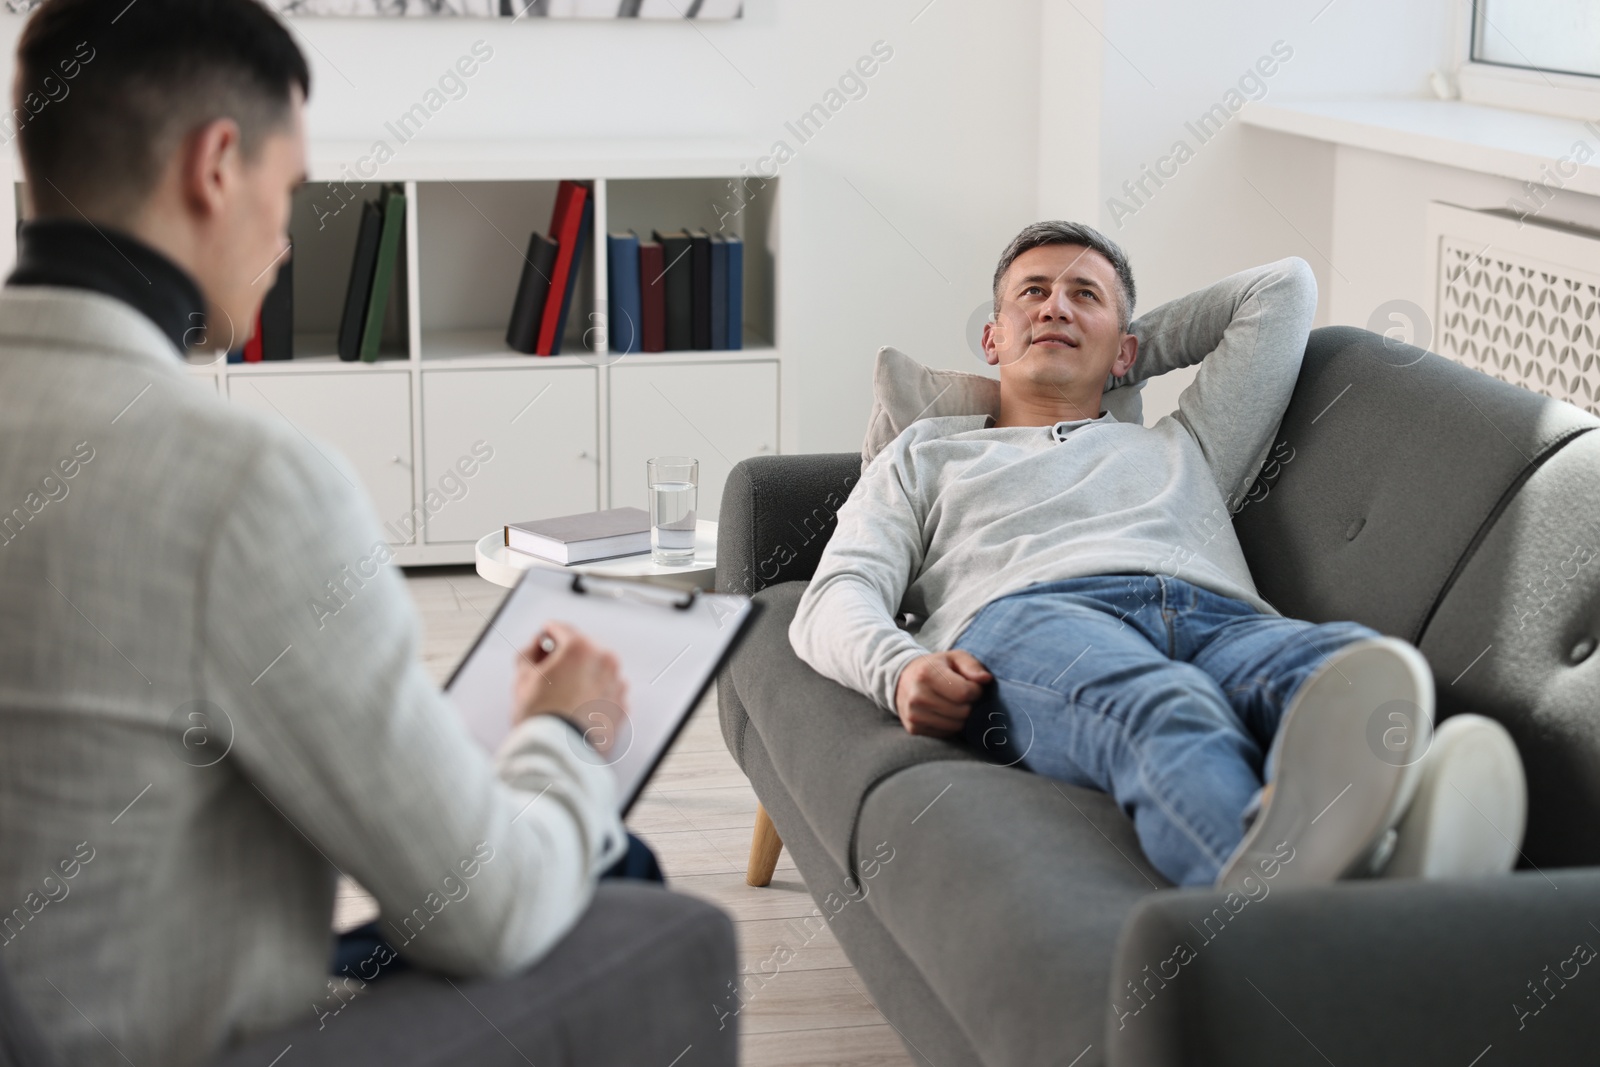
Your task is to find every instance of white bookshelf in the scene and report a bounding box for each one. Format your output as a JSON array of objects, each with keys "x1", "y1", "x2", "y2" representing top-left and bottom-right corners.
[{"x1": 8, "y1": 140, "x2": 789, "y2": 566}]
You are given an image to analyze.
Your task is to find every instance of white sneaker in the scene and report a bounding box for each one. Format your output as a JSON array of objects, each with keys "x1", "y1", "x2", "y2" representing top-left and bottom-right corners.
[
  {"x1": 1379, "y1": 713, "x2": 1526, "y2": 879},
  {"x1": 1215, "y1": 636, "x2": 1434, "y2": 891}
]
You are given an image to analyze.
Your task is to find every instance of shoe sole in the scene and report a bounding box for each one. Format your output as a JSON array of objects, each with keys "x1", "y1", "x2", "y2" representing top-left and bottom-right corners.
[
  {"x1": 1215, "y1": 636, "x2": 1434, "y2": 891},
  {"x1": 1382, "y1": 713, "x2": 1526, "y2": 879}
]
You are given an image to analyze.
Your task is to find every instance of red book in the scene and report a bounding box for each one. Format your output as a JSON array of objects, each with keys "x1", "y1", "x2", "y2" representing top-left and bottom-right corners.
[
  {"x1": 639, "y1": 239, "x2": 666, "y2": 353},
  {"x1": 243, "y1": 311, "x2": 263, "y2": 362},
  {"x1": 535, "y1": 180, "x2": 590, "y2": 356}
]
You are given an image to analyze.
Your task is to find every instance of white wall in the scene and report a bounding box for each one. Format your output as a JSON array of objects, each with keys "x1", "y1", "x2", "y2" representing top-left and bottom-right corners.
[
  {"x1": 1091, "y1": 0, "x2": 1457, "y2": 308},
  {"x1": 1053, "y1": 0, "x2": 1461, "y2": 418},
  {"x1": 0, "y1": 0, "x2": 1053, "y2": 456}
]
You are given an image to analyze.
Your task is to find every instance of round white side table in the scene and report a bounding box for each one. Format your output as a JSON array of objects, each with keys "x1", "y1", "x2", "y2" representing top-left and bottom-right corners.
[{"x1": 474, "y1": 519, "x2": 719, "y2": 591}]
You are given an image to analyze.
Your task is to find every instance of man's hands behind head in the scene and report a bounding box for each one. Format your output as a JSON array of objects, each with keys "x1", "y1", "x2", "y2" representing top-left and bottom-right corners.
[{"x1": 893, "y1": 651, "x2": 991, "y2": 737}]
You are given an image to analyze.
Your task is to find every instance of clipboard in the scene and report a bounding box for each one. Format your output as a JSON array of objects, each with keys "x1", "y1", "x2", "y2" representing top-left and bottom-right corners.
[{"x1": 443, "y1": 566, "x2": 760, "y2": 815}]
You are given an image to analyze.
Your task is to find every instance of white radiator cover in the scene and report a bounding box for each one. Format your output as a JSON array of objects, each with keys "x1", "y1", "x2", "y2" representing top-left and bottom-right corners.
[{"x1": 1426, "y1": 202, "x2": 1600, "y2": 418}]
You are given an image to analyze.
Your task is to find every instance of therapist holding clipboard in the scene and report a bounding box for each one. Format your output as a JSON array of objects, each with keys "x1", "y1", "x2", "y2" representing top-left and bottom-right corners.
[{"x1": 0, "y1": 2, "x2": 738, "y2": 1063}]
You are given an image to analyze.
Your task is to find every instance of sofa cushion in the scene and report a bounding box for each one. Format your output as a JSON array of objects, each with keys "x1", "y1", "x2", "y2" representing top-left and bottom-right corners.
[
  {"x1": 853, "y1": 761, "x2": 1167, "y2": 1067},
  {"x1": 860, "y1": 346, "x2": 1146, "y2": 472},
  {"x1": 729, "y1": 581, "x2": 983, "y2": 875},
  {"x1": 1418, "y1": 428, "x2": 1600, "y2": 867},
  {"x1": 1231, "y1": 326, "x2": 1597, "y2": 641}
]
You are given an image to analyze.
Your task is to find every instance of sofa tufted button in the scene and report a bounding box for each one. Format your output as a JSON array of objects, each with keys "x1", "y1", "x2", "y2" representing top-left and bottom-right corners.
[
  {"x1": 1345, "y1": 516, "x2": 1366, "y2": 541},
  {"x1": 1573, "y1": 637, "x2": 1597, "y2": 665}
]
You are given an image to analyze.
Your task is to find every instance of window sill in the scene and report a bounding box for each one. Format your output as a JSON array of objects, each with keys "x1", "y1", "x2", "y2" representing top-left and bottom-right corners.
[{"x1": 1240, "y1": 97, "x2": 1600, "y2": 199}]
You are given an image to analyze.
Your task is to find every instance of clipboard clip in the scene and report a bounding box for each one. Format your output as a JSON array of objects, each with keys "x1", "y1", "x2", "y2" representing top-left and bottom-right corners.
[{"x1": 571, "y1": 573, "x2": 699, "y2": 611}]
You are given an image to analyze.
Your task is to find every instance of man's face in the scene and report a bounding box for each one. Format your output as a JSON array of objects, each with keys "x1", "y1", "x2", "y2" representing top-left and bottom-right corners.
[
  {"x1": 204, "y1": 90, "x2": 306, "y2": 353},
  {"x1": 982, "y1": 243, "x2": 1135, "y2": 398}
]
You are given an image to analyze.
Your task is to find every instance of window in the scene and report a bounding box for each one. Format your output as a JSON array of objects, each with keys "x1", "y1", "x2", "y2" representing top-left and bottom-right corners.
[
  {"x1": 1473, "y1": 0, "x2": 1600, "y2": 79},
  {"x1": 1457, "y1": 0, "x2": 1600, "y2": 119}
]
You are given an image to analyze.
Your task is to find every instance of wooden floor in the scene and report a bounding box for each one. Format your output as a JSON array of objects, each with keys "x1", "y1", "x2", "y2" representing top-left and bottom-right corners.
[{"x1": 334, "y1": 565, "x2": 917, "y2": 1067}]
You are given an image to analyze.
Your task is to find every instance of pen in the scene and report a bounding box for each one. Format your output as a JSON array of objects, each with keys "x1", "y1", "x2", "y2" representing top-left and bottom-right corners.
[{"x1": 534, "y1": 632, "x2": 557, "y2": 661}]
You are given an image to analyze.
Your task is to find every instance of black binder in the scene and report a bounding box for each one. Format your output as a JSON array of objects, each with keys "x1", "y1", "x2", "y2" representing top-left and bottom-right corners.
[{"x1": 337, "y1": 200, "x2": 383, "y2": 362}]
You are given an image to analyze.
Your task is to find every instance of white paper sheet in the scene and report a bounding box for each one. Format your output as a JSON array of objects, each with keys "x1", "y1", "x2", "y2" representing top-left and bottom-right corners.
[{"x1": 445, "y1": 567, "x2": 753, "y2": 812}]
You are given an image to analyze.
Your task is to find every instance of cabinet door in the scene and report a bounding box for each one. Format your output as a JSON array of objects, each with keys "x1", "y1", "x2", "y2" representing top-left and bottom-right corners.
[
  {"x1": 421, "y1": 367, "x2": 599, "y2": 544},
  {"x1": 608, "y1": 361, "x2": 778, "y2": 520},
  {"x1": 228, "y1": 371, "x2": 415, "y2": 545}
]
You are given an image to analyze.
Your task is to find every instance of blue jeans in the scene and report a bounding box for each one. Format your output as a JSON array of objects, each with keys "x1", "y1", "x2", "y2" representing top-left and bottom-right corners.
[{"x1": 952, "y1": 574, "x2": 1379, "y2": 887}]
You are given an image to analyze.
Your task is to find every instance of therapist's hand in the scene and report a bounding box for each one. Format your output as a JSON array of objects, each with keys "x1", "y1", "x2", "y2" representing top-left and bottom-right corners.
[
  {"x1": 894, "y1": 651, "x2": 991, "y2": 738},
  {"x1": 512, "y1": 621, "x2": 629, "y2": 752}
]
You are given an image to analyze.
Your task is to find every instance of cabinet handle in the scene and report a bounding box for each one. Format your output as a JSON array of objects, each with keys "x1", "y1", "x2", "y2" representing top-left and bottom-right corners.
[
  {"x1": 757, "y1": 443, "x2": 772, "y2": 453},
  {"x1": 577, "y1": 450, "x2": 590, "y2": 460},
  {"x1": 390, "y1": 455, "x2": 409, "y2": 466}
]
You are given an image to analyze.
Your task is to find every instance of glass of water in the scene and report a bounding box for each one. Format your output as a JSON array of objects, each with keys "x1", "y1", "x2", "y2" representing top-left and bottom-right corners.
[{"x1": 647, "y1": 456, "x2": 698, "y2": 566}]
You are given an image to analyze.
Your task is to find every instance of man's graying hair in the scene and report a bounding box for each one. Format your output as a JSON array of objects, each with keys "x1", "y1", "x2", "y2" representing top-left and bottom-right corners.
[{"x1": 992, "y1": 221, "x2": 1137, "y2": 333}]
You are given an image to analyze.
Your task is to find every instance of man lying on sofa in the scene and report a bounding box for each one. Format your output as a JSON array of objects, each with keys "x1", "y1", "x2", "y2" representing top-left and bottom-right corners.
[{"x1": 789, "y1": 220, "x2": 1527, "y2": 890}]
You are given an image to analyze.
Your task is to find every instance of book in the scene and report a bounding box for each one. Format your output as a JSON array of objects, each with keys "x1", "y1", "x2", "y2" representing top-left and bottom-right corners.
[
  {"x1": 360, "y1": 184, "x2": 406, "y2": 363},
  {"x1": 337, "y1": 199, "x2": 383, "y2": 362},
  {"x1": 506, "y1": 232, "x2": 560, "y2": 354},
  {"x1": 243, "y1": 310, "x2": 263, "y2": 362},
  {"x1": 653, "y1": 229, "x2": 693, "y2": 351},
  {"x1": 606, "y1": 230, "x2": 643, "y2": 355},
  {"x1": 260, "y1": 246, "x2": 293, "y2": 361},
  {"x1": 689, "y1": 228, "x2": 712, "y2": 350},
  {"x1": 709, "y1": 234, "x2": 728, "y2": 351},
  {"x1": 725, "y1": 233, "x2": 743, "y2": 350},
  {"x1": 639, "y1": 239, "x2": 667, "y2": 353},
  {"x1": 504, "y1": 506, "x2": 652, "y2": 565},
  {"x1": 549, "y1": 188, "x2": 593, "y2": 356},
  {"x1": 537, "y1": 180, "x2": 590, "y2": 356}
]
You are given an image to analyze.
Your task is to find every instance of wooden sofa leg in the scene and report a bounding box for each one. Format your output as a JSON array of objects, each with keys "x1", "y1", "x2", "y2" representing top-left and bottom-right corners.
[{"x1": 746, "y1": 804, "x2": 784, "y2": 887}]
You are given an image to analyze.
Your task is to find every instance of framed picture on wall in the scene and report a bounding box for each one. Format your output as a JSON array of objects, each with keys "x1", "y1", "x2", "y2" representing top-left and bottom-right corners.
[
  {"x1": 268, "y1": 0, "x2": 744, "y2": 15},
  {"x1": 2, "y1": 0, "x2": 745, "y2": 16}
]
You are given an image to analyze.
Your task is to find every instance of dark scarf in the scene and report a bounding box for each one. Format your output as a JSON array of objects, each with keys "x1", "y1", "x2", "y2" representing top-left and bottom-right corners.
[{"x1": 8, "y1": 218, "x2": 207, "y2": 353}]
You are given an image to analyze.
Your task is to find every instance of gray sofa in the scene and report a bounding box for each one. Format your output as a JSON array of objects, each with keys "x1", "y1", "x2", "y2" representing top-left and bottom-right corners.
[
  {"x1": 0, "y1": 882, "x2": 737, "y2": 1066},
  {"x1": 716, "y1": 325, "x2": 1600, "y2": 1067}
]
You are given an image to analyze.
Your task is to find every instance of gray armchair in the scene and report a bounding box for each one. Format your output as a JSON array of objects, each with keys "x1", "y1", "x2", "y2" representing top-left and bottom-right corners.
[{"x1": 716, "y1": 325, "x2": 1600, "y2": 1066}]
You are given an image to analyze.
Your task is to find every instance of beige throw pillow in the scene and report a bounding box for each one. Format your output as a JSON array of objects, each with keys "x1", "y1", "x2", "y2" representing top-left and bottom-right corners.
[{"x1": 861, "y1": 346, "x2": 1145, "y2": 471}]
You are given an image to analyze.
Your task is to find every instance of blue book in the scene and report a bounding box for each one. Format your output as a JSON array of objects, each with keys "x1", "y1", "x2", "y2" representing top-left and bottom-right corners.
[
  {"x1": 225, "y1": 347, "x2": 243, "y2": 364},
  {"x1": 725, "y1": 234, "x2": 743, "y2": 350},
  {"x1": 709, "y1": 235, "x2": 728, "y2": 350},
  {"x1": 549, "y1": 189, "x2": 594, "y2": 357},
  {"x1": 606, "y1": 231, "x2": 642, "y2": 355}
]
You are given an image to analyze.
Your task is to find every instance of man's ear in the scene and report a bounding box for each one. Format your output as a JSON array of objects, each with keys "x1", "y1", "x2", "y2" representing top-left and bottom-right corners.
[
  {"x1": 1112, "y1": 332, "x2": 1137, "y2": 378},
  {"x1": 179, "y1": 116, "x2": 243, "y2": 219},
  {"x1": 980, "y1": 319, "x2": 1000, "y2": 366}
]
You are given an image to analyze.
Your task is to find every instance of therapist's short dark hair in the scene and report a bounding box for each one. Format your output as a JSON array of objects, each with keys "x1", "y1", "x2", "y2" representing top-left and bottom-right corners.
[
  {"x1": 992, "y1": 221, "x2": 1137, "y2": 333},
  {"x1": 14, "y1": 0, "x2": 310, "y2": 220}
]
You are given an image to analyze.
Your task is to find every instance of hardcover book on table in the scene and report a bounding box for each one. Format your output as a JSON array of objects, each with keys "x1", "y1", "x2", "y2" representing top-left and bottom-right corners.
[{"x1": 504, "y1": 506, "x2": 653, "y2": 565}]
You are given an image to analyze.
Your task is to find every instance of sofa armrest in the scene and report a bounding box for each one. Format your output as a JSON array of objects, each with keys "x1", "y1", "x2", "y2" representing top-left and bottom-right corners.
[
  {"x1": 1106, "y1": 869, "x2": 1600, "y2": 1066},
  {"x1": 716, "y1": 453, "x2": 861, "y2": 596}
]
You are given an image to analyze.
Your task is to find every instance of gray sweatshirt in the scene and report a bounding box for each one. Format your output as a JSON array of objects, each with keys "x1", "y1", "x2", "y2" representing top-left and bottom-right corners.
[{"x1": 790, "y1": 258, "x2": 1318, "y2": 712}]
